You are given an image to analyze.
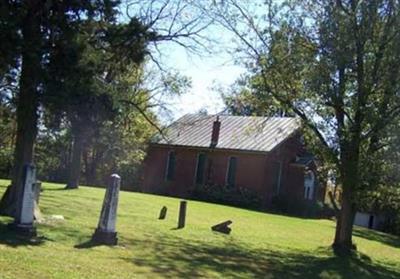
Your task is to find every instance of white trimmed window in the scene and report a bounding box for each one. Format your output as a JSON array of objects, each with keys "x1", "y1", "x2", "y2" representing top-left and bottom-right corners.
[{"x1": 304, "y1": 171, "x2": 315, "y2": 200}]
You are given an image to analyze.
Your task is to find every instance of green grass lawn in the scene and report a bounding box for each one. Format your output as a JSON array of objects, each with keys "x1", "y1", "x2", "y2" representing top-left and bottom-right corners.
[{"x1": 0, "y1": 179, "x2": 399, "y2": 278}]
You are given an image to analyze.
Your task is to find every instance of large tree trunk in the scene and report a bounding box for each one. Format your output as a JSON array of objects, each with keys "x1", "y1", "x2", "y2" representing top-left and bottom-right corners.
[
  {"x1": 333, "y1": 185, "x2": 356, "y2": 254},
  {"x1": 0, "y1": 3, "x2": 41, "y2": 216},
  {"x1": 332, "y1": 157, "x2": 358, "y2": 255},
  {"x1": 85, "y1": 149, "x2": 99, "y2": 186},
  {"x1": 65, "y1": 130, "x2": 85, "y2": 189}
]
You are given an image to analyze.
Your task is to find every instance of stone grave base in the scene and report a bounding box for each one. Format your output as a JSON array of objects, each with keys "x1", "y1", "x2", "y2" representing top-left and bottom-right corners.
[
  {"x1": 7, "y1": 222, "x2": 37, "y2": 238},
  {"x1": 91, "y1": 229, "x2": 118, "y2": 245}
]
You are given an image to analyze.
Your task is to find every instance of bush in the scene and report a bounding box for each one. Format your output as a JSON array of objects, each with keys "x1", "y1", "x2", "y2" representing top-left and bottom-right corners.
[
  {"x1": 191, "y1": 184, "x2": 262, "y2": 210},
  {"x1": 270, "y1": 195, "x2": 334, "y2": 218}
]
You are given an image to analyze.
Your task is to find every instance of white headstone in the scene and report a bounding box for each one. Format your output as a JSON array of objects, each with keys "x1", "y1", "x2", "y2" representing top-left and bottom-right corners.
[{"x1": 10, "y1": 164, "x2": 37, "y2": 237}]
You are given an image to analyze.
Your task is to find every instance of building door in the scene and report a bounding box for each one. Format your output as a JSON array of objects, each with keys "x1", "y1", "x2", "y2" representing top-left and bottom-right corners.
[{"x1": 368, "y1": 215, "x2": 374, "y2": 229}]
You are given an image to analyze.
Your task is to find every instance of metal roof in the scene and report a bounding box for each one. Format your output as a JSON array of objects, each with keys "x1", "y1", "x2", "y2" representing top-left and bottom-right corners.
[{"x1": 152, "y1": 114, "x2": 301, "y2": 153}]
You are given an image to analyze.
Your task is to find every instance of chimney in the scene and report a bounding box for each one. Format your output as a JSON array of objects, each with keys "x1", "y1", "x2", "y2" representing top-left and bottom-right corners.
[{"x1": 210, "y1": 116, "x2": 221, "y2": 148}]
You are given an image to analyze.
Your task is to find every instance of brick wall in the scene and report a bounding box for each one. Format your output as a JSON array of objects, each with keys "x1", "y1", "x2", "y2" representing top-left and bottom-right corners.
[{"x1": 141, "y1": 134, "x2": 323, "y2": 207}]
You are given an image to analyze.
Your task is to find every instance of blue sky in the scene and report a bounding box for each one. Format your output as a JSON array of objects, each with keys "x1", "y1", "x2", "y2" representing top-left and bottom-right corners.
[
  {"x1": 121, "y1": 1, "x2": 246, "y2": 122},
  {"x1": 163, "y1": 44, "x2": 244, "y2": 120}
]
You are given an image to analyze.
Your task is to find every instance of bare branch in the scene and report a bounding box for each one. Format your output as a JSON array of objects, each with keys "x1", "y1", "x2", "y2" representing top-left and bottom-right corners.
[{"x1": 120, "y1": 99, "x2": 168, "y2": 141}]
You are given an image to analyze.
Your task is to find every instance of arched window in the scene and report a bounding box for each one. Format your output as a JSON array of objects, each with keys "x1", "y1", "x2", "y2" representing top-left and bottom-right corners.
[
  {"x1": 304, "y1": 171, "x2": 315, "y2": 200},
  {"x1": 165, "y1": 151, "x2": 176, "y2": 181}
]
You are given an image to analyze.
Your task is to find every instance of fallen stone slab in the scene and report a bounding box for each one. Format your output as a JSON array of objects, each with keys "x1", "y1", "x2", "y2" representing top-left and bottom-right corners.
[{"x1": 211, "y1": 220, "x2": 232, "y2": 235}]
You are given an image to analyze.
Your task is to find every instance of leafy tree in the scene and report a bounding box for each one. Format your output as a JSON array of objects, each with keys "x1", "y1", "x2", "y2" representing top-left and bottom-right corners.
[
  {"x1": 357, "y1": 122, "x2": 400, "y2": 235},
  {"x1": 0, "y1": 101, "x2": 16, "y2": 178},
  {"x1": 81, "y1": 100, "x2": 156, "y2": 189},
  {"x1": 221, "y1": 75, "x2": 294, "y2": 116},
  {"x1": 210, "y1": 0, "x2": 400, "y2": 254},
  {"x1": 43, "y1": 0, "x2": 205, "y2": 189},
  {"x1": 0, "y1": 0, "x2": 121, "y2": 215},
  {"x1": 0, "y1": 1, "x2": 19, "y2": 79},
  {"x1": 34, "y1": 58, "x2": 181, "y2": 189},
  {"x1": 34, "y1": 126, "x2": 72, "y2": 183},
  {"x1": 63, "y1": 65, "x2": 157, "y2": 189},
  {"x1": 1, "y1": 0, "x2": 211, "y2": 210},
  {"x1": 44, "y1": 21, "x2": 126, "y2": 189}
]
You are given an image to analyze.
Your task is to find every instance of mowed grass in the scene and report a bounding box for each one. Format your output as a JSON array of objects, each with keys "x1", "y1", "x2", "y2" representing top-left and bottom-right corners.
[{"x1": 0, "y1": 179, "x2": 399, "y2": 278}]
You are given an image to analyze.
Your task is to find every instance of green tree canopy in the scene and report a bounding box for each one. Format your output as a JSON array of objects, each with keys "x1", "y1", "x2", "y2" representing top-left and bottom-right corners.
[{"x1": 210, "y1": 0, "x2": 400, "y2": 254}]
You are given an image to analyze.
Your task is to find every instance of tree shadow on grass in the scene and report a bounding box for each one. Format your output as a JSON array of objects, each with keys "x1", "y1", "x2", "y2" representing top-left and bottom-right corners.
[
  {"x1": 120, "y1": 235, "x2": 400, "y2": 279},
  {"x1": 353, "y1": 226, "x2": 400, "y2": 248},
  {"x1": 43, "y1": 187, "x2": 70, "y2": 191},
  {"x1": 74, "y1": 230, "x2": 116, "y2": 249},
  {"x1": 170, "y1": 227, "x2": 183, "y2": 230},
  {"x1": 0, "y1": 222, "x2": 50, "y2": 247}
]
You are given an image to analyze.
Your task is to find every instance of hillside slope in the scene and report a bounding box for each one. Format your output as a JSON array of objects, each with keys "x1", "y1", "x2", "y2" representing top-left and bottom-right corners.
[{"x1": 0, "y1": 180, "x2": 399, "y2": 278}]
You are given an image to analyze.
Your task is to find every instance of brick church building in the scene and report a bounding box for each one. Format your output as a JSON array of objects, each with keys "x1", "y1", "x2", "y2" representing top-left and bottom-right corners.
[{"x1": 141, "y1": 114, "x2": 325, "y2": 208}]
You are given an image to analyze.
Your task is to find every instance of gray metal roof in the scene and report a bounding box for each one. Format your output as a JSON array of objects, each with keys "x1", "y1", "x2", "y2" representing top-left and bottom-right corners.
[{"x1": 153, "y1": 114, "x2": 301, "y2": 153}]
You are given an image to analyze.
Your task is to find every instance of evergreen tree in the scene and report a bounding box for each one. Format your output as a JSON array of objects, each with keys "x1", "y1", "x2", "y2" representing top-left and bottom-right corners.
[{"x1": 0, "y1": 0, "x2": 121, "y2": 215}]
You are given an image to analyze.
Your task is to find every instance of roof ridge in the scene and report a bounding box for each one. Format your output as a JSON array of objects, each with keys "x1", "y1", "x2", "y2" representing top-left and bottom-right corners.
[
  {"x1": 182, "y1": 113, "x2": 297, "y2": 119},
  {"x1": 154, "y1": 114, "x2": 301, "y2": 152}
]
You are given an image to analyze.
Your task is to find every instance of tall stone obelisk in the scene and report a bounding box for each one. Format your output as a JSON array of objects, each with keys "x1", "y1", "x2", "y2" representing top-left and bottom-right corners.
[
  {"x1": 10, "y1": 164, "x2": 37, "y2": 237},
  {"x1": 91, "y1": 174, "x2": 121, "y2": 245}
]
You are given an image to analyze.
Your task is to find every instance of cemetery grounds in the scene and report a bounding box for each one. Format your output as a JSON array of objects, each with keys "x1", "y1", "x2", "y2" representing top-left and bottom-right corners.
[{"x1": 0, "y1": 179, "x2": 399, "y2": 278}]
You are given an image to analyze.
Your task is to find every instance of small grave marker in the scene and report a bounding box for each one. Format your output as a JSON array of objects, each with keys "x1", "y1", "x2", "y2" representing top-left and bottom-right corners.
[
  {"x1": 33, "y1": 181, "x2": 41, "y2": 204},
  {"x1": 211, "y1": 220, "x2": 232, "y2": 235},
  {"x1": 177, "y1": 200, "x2": 187, "y2": 229},
  {"x1": 33, "y1": 181, "x2": 44, "y2": 222},
  {"x1": 159, "y1": 206, "x2": 167, "y2": 220}
]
